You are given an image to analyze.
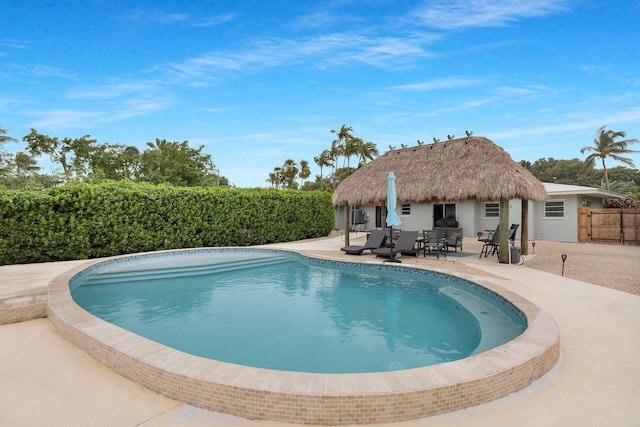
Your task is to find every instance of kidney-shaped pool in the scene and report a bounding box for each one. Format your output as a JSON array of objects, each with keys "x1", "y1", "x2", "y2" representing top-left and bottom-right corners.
[{"x1": 48, "y1": 248, "x2": 560, "y2": 425}]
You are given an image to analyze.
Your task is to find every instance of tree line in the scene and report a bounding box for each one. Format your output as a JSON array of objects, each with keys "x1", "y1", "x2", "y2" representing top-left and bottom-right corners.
[
  {"x1": 267, "y1": 124, "x2": 380, "y2": 190},
  {"x1": 0, "y1": 127, "x2": 228, "y2": 189},
  {"x1": 521, "y1": 126, "x2": 640, "y2": 202}
]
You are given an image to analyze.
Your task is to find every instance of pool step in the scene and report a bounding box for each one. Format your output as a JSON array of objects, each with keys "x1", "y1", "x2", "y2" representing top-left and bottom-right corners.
[{"x1": 76, "y1": 256, "x2": 292, "y2": 286}]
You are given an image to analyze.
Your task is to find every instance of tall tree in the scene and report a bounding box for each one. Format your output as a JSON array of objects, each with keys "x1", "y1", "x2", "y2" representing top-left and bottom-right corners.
[
  {"x1": 313, "y1": 149, "x2": 333, "y2": 190},
  {"x1": 139, "y1": 139, "x2": 216, "y2": 187},
  {"x1": 0, "y1": 126, "x2": 18, "y2": 177},
  {"x1": 580, "y1": 126, "x2": 639, "y2": 190},
  {"x1": 23, "y1": 129, "x2": 97, "y2": 182},
  {"x1": 0, "y1": 126, "x2": 17, "y2": 146},
  {"x1": 329, "y1": 139, "x2": 341, "y2": 190},
  {"x1": 280, "y1": 159, "x2": 299, "y2": 189},
  {"x1": 342, "y1": 136, "x2": 361, "y2": 171},
  {"x1": 357, "y1": 140, "x2": 379, "y2": 166},
  {"x1": 330, "y1": 124, "x2": 353, "y2": 170},
  {"x1": 88, "y1": 143, "x2": 141, "y2": 182},
  {"x1": 267, "y1": 167, "x2": 283, "y2": 188},
  {"x1": 298, "y1": 159, "x2": 310, "y2": 188}
]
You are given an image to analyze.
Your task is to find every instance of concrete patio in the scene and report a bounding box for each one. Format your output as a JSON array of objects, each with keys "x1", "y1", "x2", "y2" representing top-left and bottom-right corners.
[{"x1": 1, "y1": 233, "x2": 639, "y2": 426}]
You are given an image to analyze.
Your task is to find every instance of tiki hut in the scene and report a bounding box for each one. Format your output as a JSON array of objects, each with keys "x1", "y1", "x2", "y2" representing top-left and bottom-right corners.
[{"x1": 332, "y1": 136, "x2": 547, "y2": 263}]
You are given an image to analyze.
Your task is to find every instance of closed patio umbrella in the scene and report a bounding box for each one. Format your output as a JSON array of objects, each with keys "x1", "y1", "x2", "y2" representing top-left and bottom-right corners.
[
  {"x1": 386, "y1": 171, "x2": 401, "y2": 228},
  {"x1": 386, "y1": 171, "x2": 402, "y2": 262}
]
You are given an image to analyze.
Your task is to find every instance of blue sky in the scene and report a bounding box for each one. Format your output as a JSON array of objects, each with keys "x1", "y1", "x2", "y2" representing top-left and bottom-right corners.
[{"x1": 2, "y1": 0, "x2": 639, "y2": 187}]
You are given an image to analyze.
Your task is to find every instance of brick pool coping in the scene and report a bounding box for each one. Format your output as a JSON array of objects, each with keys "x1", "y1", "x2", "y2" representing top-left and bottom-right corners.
[{"x1": 47, "y1": 251, "x2": 560, "y2": 425}]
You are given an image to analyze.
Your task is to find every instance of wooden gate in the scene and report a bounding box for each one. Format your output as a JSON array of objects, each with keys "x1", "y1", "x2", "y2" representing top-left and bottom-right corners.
[{"x1": 578, "y1": 207, "x2": 640, "y2": 245}]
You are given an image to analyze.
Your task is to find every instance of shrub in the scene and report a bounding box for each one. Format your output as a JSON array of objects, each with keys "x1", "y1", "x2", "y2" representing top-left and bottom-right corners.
[{"x1": 0, "y1": 182, "x2": 334, "y2": 265}]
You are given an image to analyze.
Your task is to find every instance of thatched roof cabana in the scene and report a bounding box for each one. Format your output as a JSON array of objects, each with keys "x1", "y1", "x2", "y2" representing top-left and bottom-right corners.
[
  {"x1": 332, "y1": 136, "x2": 547, "y2": 263},
  {"x1": 332, "y1": 136, "x2": 546, "y2": 206}
]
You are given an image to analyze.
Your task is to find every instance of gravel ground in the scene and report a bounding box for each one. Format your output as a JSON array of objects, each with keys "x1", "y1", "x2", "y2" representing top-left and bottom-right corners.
[{"x1": 453, "y1": 237, "x2": 640, "y2": 296}]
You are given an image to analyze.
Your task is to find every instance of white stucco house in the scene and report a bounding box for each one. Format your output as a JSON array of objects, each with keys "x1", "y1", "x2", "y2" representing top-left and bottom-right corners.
[{"x1": 339, "y1": 183, "x2": 626, "y2": 243}]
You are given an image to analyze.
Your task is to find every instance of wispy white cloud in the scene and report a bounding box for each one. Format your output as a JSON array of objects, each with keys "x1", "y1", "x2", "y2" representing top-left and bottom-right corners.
[
  {"x1": 0, "y1": 39, "x2": 29, "y2": 49},
  {"x1": 412, "y1": 0, "x2": 570, "y2": 29},
  {"x1": 124, "y1": 9, "x2": 189, "y2": 24},
  {"x1": 292, "y1": 10, "x2": 340, "y2": 31},
  {"x1": 492, "y1": 106, "x2": 640, "y2": 139},
  {"x1": 161, "y1": 31, "x2": 436, "y2": 83},
  {"x1": 192, "y1": 14, "x2": 236, "y2": 27},
  {"x1": 391, "y1": 77, "x2": 484, "y2": 91},
  {"x1": 105, "y1": 98, "x2": 172, "y2": 122},
  {"x1": 31, "y1": 65, "x2": 76, "y2": 79},
  {"x1": 29, "y1": 110, "x2": 101, "y2": 130},
  {"x1": 64, "y1": 81, "x2": 171, "y2": 122},
  {"x1": 122, "y1": 9, "x2": 235, "y2": 27},
  {"x1": 199, "y1": 107, "x2": 235, "y2": 113},
  {"x1": 68, "y1": 83, "x2": 158, "y2": 100},
  {"x1": 7, "y1": 64, "x2": 76, "y2": 81}
]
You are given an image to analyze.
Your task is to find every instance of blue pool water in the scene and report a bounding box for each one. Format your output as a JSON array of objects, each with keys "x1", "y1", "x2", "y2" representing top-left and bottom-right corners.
[{"x1": 70, "y1": 249, "x2": 526, "y2": 374}]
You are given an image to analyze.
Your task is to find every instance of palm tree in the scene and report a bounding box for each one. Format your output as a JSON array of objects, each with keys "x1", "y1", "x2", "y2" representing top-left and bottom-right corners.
[
  {"x1": 581, "y1": 126, "x2": 639, "y2": 190},
  {"x1": 329, "y1": 139, "x2": 342, "y2": 190},
  {"x1": 281, "y1": 159, "x2": 299, "y2": 189},
  {"x1": 358, "y1": 141, "x2": 379, "y2": 166},
  {"x1": 298, "y1": 160, "x2": 310, "y2": 188},
  {"x1": 0, "y1": 126, "x2": 17, "y2": 146},
  {"x1": 0, "y1": 126, "x2": 18, "y2": 176},
  {"x1": 330, "y1": 124, "x2": 353, "y2": 170},
  {"x1": 314, "y1": 149, "x2": 333, "y2": 190},
  {"x1": 267, "y1": 167, "x2": 282, "y2": 188},
  {"x1": 343, "y1": 137, "x2": 361, "y2": 172},
  {"x1": 14, "y1": 151, "x2": 40, "y2": 177},
  {"x1": 122, "y1": 145, "x2": 140, "y2": 180}
]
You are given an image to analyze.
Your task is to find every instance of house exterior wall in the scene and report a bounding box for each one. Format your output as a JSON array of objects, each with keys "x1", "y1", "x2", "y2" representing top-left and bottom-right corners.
[
  {"x1": 333, "y1": 185, "x2": 617, "y2": 244},
  {"x1": 531, "y1": 195, "x2": 577, "y2": 242},
  {"x1": 530, "y1": 194, "x2": 605, "y2": 242},
  {"x1": 337, "y1": 201, "x2": 479, "y2": 237}
]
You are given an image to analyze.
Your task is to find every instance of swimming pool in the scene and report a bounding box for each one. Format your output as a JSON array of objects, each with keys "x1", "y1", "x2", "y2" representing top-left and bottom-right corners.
[
  {"x1": 69, "y1": 249, "x2": 526, "y2": 374},
  {"x1": 48, "y1": 248, "x2": 560, "y2": 424}
]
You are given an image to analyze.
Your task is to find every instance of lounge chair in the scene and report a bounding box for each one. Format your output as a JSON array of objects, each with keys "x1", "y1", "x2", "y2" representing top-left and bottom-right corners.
[
  {"x1": 479, "y1": 225, "x2": 500, "y2": 258},
  {"x1": 341, "y1": 230, "x2": 386, "y2": 255},
  {"x1": 372, "y1": 230, "x2": 419, "y2": 260}
]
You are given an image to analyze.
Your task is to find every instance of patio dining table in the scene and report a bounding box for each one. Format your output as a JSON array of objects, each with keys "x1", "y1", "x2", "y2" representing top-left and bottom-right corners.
[{"x1": 418, "y1": 233, "x2": 447, "y2": 259}]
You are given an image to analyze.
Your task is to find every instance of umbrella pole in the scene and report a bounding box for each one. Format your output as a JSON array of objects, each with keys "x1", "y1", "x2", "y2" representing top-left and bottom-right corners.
[
  {"x1": 343, "y1": 203, "x2": 350, "y2": 247},
  {"x1": 384, "y1": 226, "x2": 401, "y2": 263}
]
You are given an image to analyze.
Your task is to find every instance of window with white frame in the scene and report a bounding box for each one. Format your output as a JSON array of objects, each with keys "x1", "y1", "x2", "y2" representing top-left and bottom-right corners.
[
  {"x1": 401, "y1": 204, "x2": 411, "y2": 215},
  {"x1": 545, "y1": 200, "x2": 565, "y2": 218},
  {"x1": 484, "y1": 202, "x2": 500, "y2": 218}
]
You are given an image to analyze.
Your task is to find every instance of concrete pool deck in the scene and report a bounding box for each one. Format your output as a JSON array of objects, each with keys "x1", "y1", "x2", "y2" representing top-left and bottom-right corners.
[{"x1": 1, "y1": 234, "x2": 639, "y2": 426}]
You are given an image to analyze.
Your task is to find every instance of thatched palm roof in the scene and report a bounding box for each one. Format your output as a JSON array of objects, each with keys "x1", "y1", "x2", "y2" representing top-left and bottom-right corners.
[{"x1": 332, "y1": 136, "x2": 547, "y2": 206}]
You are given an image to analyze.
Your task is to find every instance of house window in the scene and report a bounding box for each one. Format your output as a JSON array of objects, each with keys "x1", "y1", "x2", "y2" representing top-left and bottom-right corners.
[
  {"x1": 401, "y1": 204, "x2": 411, "y2": 215},
  {"x1": 545, "y1": 200, "x2": 565, "y2": 218},
  {"x1": 484, "y1": 203, "x2": 500, "y2": 218}
]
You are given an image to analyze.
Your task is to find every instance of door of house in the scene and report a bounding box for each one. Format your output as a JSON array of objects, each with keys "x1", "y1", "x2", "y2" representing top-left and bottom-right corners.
[{"x1": 433, "y1": 203, "x2": 456, "y2": 227}]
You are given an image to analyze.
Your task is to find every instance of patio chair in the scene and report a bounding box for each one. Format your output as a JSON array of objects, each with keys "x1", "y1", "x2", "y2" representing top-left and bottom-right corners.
[
  {"x1": 422, "y1": 229, "x2": 447, "y2": 259},
  {"x1": 372, "y1": 230, "x2": 419, "y2": 261},
  {"x1": 446, "y1": 232, "x2": 463, "y2": 252},
  {"x1": 479, "y1": 225, "x2": 500, "y2": 258},
  {"x1": 341, "y1": 230, "x2": 386, "y2": 255},
  {"x1": 508, "y1": 224, "x2": 519, "y2": 242}
]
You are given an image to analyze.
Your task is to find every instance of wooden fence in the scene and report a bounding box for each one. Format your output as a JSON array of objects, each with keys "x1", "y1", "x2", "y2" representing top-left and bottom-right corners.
[{"x1": 578, "y1": 207, "x2": 640, "y2": 245}]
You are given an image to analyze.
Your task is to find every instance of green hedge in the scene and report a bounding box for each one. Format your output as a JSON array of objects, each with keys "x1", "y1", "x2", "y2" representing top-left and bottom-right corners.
[{"x1": 0, "y1": 182, "x2": 334, "y2": 265}]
